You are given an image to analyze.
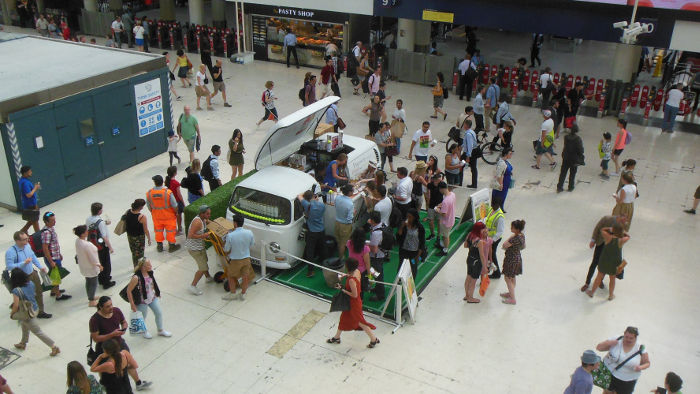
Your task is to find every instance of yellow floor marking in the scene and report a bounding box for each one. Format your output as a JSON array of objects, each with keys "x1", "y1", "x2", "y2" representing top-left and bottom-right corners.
[{"x1": 266, "y1": 310, "x2": 326, "y2": 358}]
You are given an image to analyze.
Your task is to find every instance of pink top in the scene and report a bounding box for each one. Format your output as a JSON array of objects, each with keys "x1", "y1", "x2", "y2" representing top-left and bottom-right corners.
[
  {"x1": 439, "y1": 192, "x2": 456, "y2": 228},
  {"x1": 346, "y1": 241, "x2": 370, "y2": 273},
  {"x1": 614, "y1": 128, "x2": 627, "y2": 150}
]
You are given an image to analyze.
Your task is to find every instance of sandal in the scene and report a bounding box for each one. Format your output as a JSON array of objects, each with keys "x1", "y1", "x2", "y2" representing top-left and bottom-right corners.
[
  {"x1": 50, "y1": 346, "x2": 60, "y2": 357},
  {"x1": 585, "y1": 290, "x2": 594, "y2": 298},
  {"x1": 326, "y1": 337, "x2": 341, "y2": 344},
  {"x1": 367, "y1": 338, "x2": 380, "y2": 348},
  {"x1": 580, "y1": 284, "x2": 588, "y2": 292},
  {"x1": 502, "y1": 298, "x2": 516, "y2": 305},
  {"x1": 531, "y1": 165, "x2": 540, "y2": 169},
  {"x1": 466, "y1": 299, "x2": 481, "y2": 304},
  {"x1": 500, "y1": 292, "x2": 510, "y2": 298},
  {"x1": 14, "y1": 343, "x2": 26, "y2": 350},
  {"x1": 608, "y1": 295, "x2": 615, "y2": 301}
]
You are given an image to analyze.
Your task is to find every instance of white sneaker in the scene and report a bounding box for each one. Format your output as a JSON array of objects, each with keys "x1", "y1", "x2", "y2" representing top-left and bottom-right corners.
[
  {"x1": 222, "y1": 293, "x2": 237, "y2": 300},
  {"x1": 135, "y1": 381, "x2": 152, "y2": 391},
  {"x1": 158, "y1": 330, "x2": 172, "y2": 337},
  {"x1": 205, "y1": 276, "x2": 214, "y2": 283},
  {"x1": 143, "y1": 331, "x2": 152, "y2": 339},
  {"x1": 189, "y1": 286, "x2": 203, "y2": 295},
  {"x1": 239, "y1": 293, "x2": 246, "y2": 301}
]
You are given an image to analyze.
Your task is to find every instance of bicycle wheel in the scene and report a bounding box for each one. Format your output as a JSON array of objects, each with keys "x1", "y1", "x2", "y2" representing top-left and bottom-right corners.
[{"x1": 480, "y1": 141, "x2": 500, "y2": 165}]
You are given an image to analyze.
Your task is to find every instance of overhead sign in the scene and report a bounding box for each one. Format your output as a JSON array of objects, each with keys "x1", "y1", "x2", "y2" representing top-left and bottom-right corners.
[
  {"x1": 134, "y1": 78, "x2": 164, "y2": 138},
  {"x1": 422, "y1": 9, "x2": 454, "y2": 23}
]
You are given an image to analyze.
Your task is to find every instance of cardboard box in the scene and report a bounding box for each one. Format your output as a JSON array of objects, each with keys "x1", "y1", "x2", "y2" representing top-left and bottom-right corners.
[
  {"x1": 315, "y1": 122, "x2": 334, "y2": 137},
  {"x1": 207, "y1": 217, "x2": 235, "y2": 239}
]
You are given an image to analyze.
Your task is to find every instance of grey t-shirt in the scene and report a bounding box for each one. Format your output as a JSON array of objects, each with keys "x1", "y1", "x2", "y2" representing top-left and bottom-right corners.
[{"x1": 369, "y1": 224, "x2": 385, "y2": 259}]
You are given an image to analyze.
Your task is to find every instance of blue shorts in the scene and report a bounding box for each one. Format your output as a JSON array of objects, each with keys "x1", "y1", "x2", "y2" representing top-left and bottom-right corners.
[{"x1": 135, "y1": 38, "x2": 144, "y2": 46}]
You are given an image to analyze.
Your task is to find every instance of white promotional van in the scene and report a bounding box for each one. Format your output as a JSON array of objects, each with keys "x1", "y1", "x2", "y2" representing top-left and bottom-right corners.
[{"x1": 225, "y1": 97, "x2": 381, "y2": 269}]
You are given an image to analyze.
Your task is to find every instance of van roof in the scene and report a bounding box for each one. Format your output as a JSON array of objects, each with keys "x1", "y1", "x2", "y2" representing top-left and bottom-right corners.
[{"x1": 235, "y1": 166, "x2": 318, "y2": 200}]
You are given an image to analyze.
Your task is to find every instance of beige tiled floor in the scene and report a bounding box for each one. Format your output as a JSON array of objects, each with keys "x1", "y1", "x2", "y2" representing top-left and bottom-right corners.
[{"x1": 1, "y1": 26, "x2": 699, "y2": 394}]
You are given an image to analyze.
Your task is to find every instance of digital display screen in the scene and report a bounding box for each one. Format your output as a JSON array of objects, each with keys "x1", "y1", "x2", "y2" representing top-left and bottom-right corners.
[{"x1": 575, "y1": 0, "x2": 700, "y2": 11}]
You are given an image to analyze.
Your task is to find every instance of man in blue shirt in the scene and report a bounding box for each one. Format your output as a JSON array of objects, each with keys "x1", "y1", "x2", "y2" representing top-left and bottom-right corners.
[
  {"x1": 461, "y1": 119, "x2": 478, "y2": 188},
  {"x1": 298, "y1": 189, "x2": 325, "y2": 277},
  {"x1": 18, "y1": 166, "x2": 41, "y2": 233},
  {"x1": 222, "y1": 214, "x2": 255, "y2": 301},
  {"x1": 326, "y1": 102, "x2": 339, "y2": 132},
  {"x1": 5, "y1": 231, "x2": 51, "y2": 318},
  {"x1": 563, "y1": 350, "x2": 599, "y2": 394},
  {"x1": 283, "y1": 29, "x2": 299, "y2": 69},
  {"x1": 334, "y1": 184, "x2": 354, "y2": 258},
  {"x1": 484, "y1": 77, "x2": 500, "y2": 131}
]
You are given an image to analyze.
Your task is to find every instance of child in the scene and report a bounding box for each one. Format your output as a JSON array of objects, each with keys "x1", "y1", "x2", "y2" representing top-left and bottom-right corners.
[
  {"x1": 599, "y1": 132, "x2": 612, "y2": 179},
  {"x1": 167, "y1": 130, "x2": 181, "y2": 166}
]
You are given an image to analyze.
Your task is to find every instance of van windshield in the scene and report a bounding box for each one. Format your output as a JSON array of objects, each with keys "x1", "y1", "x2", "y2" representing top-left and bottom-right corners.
[{"x1": 229, "y1": 186, "x2": 291, "y2": 225}]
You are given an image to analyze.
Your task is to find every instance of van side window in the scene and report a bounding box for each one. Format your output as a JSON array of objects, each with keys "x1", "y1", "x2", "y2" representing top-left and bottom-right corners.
[{"x1": 293, "y1": 198, "x2": 304, "y2": 222}]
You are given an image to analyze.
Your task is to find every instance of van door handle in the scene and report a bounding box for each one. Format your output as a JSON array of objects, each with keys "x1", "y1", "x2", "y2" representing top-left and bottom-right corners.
[
  {"x1": 129, "y1": 147, "x2": 137, "y2": 151},
  {"x1": 97, "y1": 141, "x2": 105, "y2": 145},
  {"x1": 65, "y1": 173, "x2": 74, "y2": 178}
]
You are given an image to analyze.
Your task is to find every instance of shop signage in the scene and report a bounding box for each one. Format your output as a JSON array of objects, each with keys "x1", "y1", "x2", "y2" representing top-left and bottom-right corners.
[
  {"x1": 422, "y1": 9, "x2": 454, "y2": 23},
  {"x1": 134, "y1": 78, "x2": 164, "y2": 138},
  {"x1": 273, "y1": 7, "x2": 315, "y2": 19}
]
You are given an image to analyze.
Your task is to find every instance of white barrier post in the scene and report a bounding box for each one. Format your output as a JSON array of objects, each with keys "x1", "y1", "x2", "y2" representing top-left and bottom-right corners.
[
  {"x1": 260, "y1": 242, "x2": 267, "y2": 279},
  {"x1": 394, "y1": 282, "x2": 402, "y2": 327}
]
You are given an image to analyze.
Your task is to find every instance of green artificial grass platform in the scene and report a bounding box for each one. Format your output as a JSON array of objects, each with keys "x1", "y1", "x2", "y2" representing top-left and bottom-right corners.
[{"x1": 271, "y1": 213, "x2": 473, "y2": 320}]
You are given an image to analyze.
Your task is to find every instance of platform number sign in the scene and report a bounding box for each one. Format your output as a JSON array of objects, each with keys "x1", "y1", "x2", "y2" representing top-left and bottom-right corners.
[
  {"x1": 134, "y1": 78, "x2": 165, "y2": 138},
  {"x1": 380, "y1": 0, "x2": 399, "y2": 7}
]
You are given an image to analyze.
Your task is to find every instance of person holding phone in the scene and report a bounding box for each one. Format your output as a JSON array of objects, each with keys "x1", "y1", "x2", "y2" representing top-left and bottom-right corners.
[{"x1": 652, "y1": 372, "x2": 683, "y2": 394}]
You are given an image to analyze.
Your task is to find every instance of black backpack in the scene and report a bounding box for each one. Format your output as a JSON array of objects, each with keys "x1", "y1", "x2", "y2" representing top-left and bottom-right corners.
[
  {"x1": 201, "y1": 156, "x2": 214, "y2": 181},
  {"x1": 28, "y1": 228, "x2": 49, "y2": 258},
  {"x1": 374, "y1": 225, "x2": 395, "y2": 252},
  {"x1": 388, "y1": 200, "x2": 403, "y2": 229},
  {"x1": 443, "y1": 86, "x2": 449, "y2": 99},
  {"x1": 361, "y1": 76, "x2": 370, "y2": 94},
  {"x1": 298, "y1": 85, "x2": 306, "y2": 102}
]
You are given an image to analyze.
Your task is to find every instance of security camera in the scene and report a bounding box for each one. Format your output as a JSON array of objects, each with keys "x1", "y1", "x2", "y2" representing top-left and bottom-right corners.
[
  {"x1": 641, "y1": 23, "x2": 654, "y2": 33},
  {"x1": 613, "y1": 21, "x2": 628, "y2": 29}
]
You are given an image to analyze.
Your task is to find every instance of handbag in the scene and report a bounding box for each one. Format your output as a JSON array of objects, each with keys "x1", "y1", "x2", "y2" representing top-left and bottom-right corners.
[
  {"x1": 1, "y1": 270, "x2": 11, "y2": 292},
  {"x1": 119, "y1": 282, "x2": 142, "y2": 304},
  {"x1": 129, "y1": 310, "x2": 147, "y2": 335},
  {"x1": 386, "y1": 145, "x2": 399, "y2": 156},
  {"x1": 466, "y1": 61, "x2": 478, "y2": 80},
  {"x1": 593, "y1": 343, "x2": 645, "y2": 389},
  {"x1": 86, "y1": 338, "x2": 98, "y2": 365},
  {"x1": 336, "y1": 117, "x2": 346, "y2": 130},
  {"x1": 39, "y1": 269, "x2": 53, "y2": 291},
  {"x1": 329, "y1": 289, "x2": 351, "y2": 312},
  {"x1": 113, "y1": 212, "x2": 128, "y2": 236},
  {"x1": 10, "y1": 288, "x2": 37, "y2": 320},
  {"x1": 49, "y1": 266, "x2": 62, "y2": 286},
  {"x1": 564, "y1": 116, "x2": 576, "y2": 128}
]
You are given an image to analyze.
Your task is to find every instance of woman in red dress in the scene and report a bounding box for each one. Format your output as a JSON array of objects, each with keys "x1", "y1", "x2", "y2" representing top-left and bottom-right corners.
[{"x1": 326, "y1": 258, "x2": 379, "y2": 348}]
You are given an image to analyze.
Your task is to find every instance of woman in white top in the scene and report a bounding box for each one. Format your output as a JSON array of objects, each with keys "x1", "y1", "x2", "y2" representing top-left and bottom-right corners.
[
  {"x1": 612, "y1": 172, "x2": 637, "y2": 231},
  {"x1": 195, "y1": 64, "x2": 212, "y2": 111},
  {"x1": 73, "y1": 225, "x2": 103, "y2": 307},
  {"x1": 662, "y1": 83, "x2": 684, "y2": 133},
  {"x1": 596, "y1": 326, "x2": 650, "y2": 394},
  {"x1": 539, "y1": 67, "x2": 556, "y2": 108},
  {"x1": 133, "y1": 20, "x2": 145, "y2": 52}
]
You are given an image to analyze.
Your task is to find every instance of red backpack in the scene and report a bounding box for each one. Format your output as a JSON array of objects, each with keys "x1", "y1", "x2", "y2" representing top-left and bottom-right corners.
[{"x1": 261, "y1": 90, "x2": 269, "y2": 107}]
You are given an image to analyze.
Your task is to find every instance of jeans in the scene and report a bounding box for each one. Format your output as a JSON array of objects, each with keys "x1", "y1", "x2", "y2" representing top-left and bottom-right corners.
[
  {"x1": 370, "y1": 257, "x2": 386, "y2": 299},
  {"x1": 395, "y1": 138, "x2": 401, "y2": 154},
  {"x1": 662, "y1": 104, "x2": 679, "y2": 131},
  {"x1": 28, "y1": 271, "x2": 45, "y2": 313},
  {"x1": 137, "y1": 297, "x2": 164, "y2": 332},
  {"x1": 557, "y1": 161, "x2": 578, "y2": 191},
  {"x1": 380, "y1": 152, "x2": 393, "y2": 169},
  {"x1": 585, "y1": 244, "x2": 604, "y2": 285},
  {"x1": 97, "y1": 247, "x2": 112, "y2": 286},
  {"x1": 85, "y1": 276, "x2": 98, "y2": 301}
]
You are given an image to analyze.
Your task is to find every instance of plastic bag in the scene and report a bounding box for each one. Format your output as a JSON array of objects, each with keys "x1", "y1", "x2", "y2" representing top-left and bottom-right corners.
[
  {"x1": 129, "y1": 310, "x2": 147, "y2": 335},
  {"x1": 49, "y1": 267, "x2": 62, "y2": 286},
  {"x1": 479, "y1": 273, "x2": 491, "y2": 297}
]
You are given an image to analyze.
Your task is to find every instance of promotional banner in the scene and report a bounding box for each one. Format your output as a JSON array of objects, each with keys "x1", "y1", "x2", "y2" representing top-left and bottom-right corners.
[
  {"x1": 134, "y1": 78, "x2": 164, "y2": 138},
  {"x1": 398, "y1": 260, "x2": 417, "y2": 323},
  {"x1": 575, "y1": 0, "x2": 700, "y2": 11}
]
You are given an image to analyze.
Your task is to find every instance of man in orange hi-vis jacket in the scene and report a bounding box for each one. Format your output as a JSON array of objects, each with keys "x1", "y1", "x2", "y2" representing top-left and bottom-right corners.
[{"x1": 146, "y1": 175, "x2": 181, "y2": 253}]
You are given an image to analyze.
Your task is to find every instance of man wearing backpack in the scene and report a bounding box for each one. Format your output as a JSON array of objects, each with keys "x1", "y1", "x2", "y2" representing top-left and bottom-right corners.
[
  {"x1": 146, "y1": 175, "x2": 181, "y2": 253},
  {"x1": 41, "y1": 212, "x2": 72, "y2": 301},
  {"x1": 86, "y1": 202, "x2": 115, "y2": 289},
  {"x1": 368, "y1": 211, "x2": 389, "y2": 302},
  {"x1": 5, "y1": 231, "x2": 52, "y2": 318},
  {"x1": 201, "y1": 145, "x2": 222, "y2": 192}
]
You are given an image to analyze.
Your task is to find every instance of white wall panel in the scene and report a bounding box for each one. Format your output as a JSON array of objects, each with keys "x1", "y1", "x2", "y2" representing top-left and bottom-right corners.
[
  {"x1": 234, "y1": 0, "x2": 373, "y2": 15},
  {"x1": 670, "y1": 20, "x2": 700, "y2": 52}
]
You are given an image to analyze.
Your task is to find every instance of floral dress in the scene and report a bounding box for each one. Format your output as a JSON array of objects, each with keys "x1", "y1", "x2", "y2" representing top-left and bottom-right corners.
[{"x1": 502, "y1": 234, "x2": 525, "y2": 277}]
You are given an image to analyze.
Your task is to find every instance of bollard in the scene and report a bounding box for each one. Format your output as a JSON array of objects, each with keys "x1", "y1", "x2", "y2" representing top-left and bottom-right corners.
[
  {"x1": 630, "y1": 84, "x2": 640, "y2": 107},
  {"x1": 510, "y1": 67, "x2": 518, "y2": 83},
  {"x1": 653, "y1": 88, "x2": 664, "y2": 111},
  {"x1": 223, "y1": 28, "x2": 229, "y2": 57},
  {"x1": 530, "y1": 70, "x2": 539, "y2": 91},
  {"x1": 196, "y1": 25, "x2": 202, "y2": 53},
  {"x1": 503, "y1": 66, "x2": 510, "y2": 85},
  {"x1": 169, "y1": 28, "x2": 174, "y2": 50},
  {"x1": 182, "y1": 26, "x2": 188, "y2": 51},
  {"x1": 453, "y1": 72, "x2": 458, "y2": 93},
  {"x1": 481, "y1": 64, "x2": 490, "y2": 85},
  {"x1": 639, "y1": 86, "x2": 650, "y2": 108},
  {"x1": 531, "y1": 82, "x2": 539, "y2": 107},
  {"x1": 511, "y1": 79, "x2": 518, "y2": 101},
  {"x1": 209, "y1": 28, "x2": 214, "y2": 53},
  {"x1": 490, "y1": 64, "x2": 498, "y2": 79},
  {"x1": 553, "y1": 72, "x2": 560, "y2": 85},
  {"x1": 565, "y1": 74, "x2": 574, "y2": 92},
  {"x1": 597, "y1": 92, "x2": 606, "y2": 118},
  {"x1": 680, "y1": 99, "x2": 688, "y2": 116},
  {"x1": 642, "y1": 100, "x2": 652, "y2": 125},
  {"x1": 619, "y1": 97, "x2": 629, "y2": 118},
  {"x1": 522, "y1": 69, "x2": 530, "y2": 91},
  {"x1": 585, "y1": 78, "x2": 595, "y2": 98},
  {"x1": 157, "y1": 21, "x2": 162, "y2": 48},
  {"x1": 595, "y1": 79, "x2": 604, "y2": 101},
  {"x1": 575, "y1": 75, "x2": 582, "y2": 85}
]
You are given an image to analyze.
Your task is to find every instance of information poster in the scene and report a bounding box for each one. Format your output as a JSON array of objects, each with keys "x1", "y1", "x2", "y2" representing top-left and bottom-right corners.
[
  {"x1": 470, "y1": 188, "x2": 492, "y2": 223},
  {"x1": 134, "y1": 78, "x2": 164, "y2": 138},
  {"x1": 398, "y1": 260, "x2": 418, "y2": 323}
]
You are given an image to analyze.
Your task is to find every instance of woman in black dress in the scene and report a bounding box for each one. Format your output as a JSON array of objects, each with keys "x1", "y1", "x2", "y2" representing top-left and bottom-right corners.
[
  {"x1": 90, "y1": 339, "x2": 137, "y2": 394},
  {"x1": 463, "y1": 222, "x2": 488, "y2": 303}
]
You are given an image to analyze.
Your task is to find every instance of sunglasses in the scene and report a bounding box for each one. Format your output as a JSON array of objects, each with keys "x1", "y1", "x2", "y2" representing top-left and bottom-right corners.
[
  {"x1": 626, "y1": 326, "x2": 639, "y2": 335},
  {"x1": 44, "y1": 212, "x2": 55, "y2": 218}
]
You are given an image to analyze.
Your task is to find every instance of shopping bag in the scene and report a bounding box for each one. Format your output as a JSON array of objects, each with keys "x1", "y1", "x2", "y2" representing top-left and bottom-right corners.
[
  {"x1": 49, "y1": 267, "x2": 62, "y2": 286},
  {"x1": 39, "y1": 269, "x2": 53, "y2": 291},
  {"x1": 113, "y1": 213, "x2": 127, "y2": 236},
  {"x1": 479, "y1": 273, "x2": 490, "y2": 297},
  {"x1": 129, "y1": 310, "x2": 147, "y2": 335}
]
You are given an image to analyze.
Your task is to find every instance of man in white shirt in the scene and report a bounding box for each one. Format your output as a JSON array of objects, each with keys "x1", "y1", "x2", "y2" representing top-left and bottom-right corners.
[
  {"x1": 111, "y1": 16, "x2": 123, "y2": 48},
  {"x1": 391, "y1": 99, "x2": 406, "y2": 154},
  {"x1": 195, "y1": 64, "x2": 213, "y2": 111},
  {"x1": 539, "y1": 67, "x2": 556, "y2": 108},
  {"x1": 458, "y1": 53, "x2": 477, "y2": 101},
  {"x1": 408, "y1": 121, "x2": 435, "y2": 162},
  {"x1": 35, "y1": 14, "x2": 49, "y2": 36},
  {"x1": 86, "y1": 202, "x2": 116, "y2": 289},
  {"x1": 352, "y1": 41, "x2": 362, "y2": 62},
  {"x1": 473, "y1": 85, "x2": 485, "y2": 131},
  {"x1": 394, "y1": 167, "x2": 413, "y2": 219},
  {"x1": 662, "y1": 83, "x2": 684, "y2": 133},
  {"x1": 533, "y1": 110, "x2": 557, "y2": 170},
  {"x1": 373, "y1": 185, "x2": 392, "y2": 226}
]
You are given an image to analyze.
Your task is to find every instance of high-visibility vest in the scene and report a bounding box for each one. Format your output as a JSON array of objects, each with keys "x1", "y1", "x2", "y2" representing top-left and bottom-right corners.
[
  {"x1": 485, "y1": 208, "x2": 504, "y2": 238},
  {"x1": 146, "y1": 188, "x2": 174, "y2": 211}
]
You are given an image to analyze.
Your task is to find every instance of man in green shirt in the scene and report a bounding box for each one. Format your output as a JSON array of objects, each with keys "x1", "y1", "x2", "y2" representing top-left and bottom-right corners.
[{"x1": 177, "y1": 105, "x2": 200, "y2": 164}]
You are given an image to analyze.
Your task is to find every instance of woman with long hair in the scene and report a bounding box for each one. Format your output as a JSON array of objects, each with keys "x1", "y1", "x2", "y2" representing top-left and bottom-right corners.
[
  {"x1": 431, "y1": 72, "x2": 447, "y2": 120},
  {"x1": 126, "y1": 258, "x2": 171, "y2": 339},
  {"x1": 74, "y1": 225, "x2": 103, "y2": 307},
  {"x1": 67, "y1": 361, "x2": 103, "y2": 394},
  {"x1": 444, "y1": 143, "x2": 463, "y2": 186},
  {"x1": 500, "y1": 220, "x2": 525, "y2": 305},
  {"x1": 423, "y1": 155, "x2": 441, "y2": 209},
  {"x1": 346, "y1": 228, "x2": 371, "y2": 291},
  {"x1": 9, "y1": 268, "x2": 60, "y2": 356},
  {"x1": 326, "y1": 258, "x2": 379, "y2": 348},
  {"x1": 586, "y1": 223, "x2": 630, "y2": 301},
  {"x1": 124, "y1": 199, "x2": 151, "y2": 267},
  {"x1": 183, "y1": 159, "x2": 204, "y2": 203},
  {"x1": 165, "y1": 166, "x2": 185, "y2": 235},
  {"x1": 90, "y1": 339, "x2": 137, "y2": 393},
  {"x1": 463, "y1": 222, "x2": 489, "y2": 303},
  {"x1": 612, "y1": 172, "x2": 637, "y2": 231},
  {"x1": 397, "y1": 209, "x2": 426, "y2": 280},
  {"x1": 228, "y1": 129, "x2": 245, "y2": 180}
]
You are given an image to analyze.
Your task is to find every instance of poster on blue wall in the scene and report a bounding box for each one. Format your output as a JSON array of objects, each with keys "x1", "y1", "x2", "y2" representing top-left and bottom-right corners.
[{"x1": 134, "y1": 78, "x2": 165, "y2": 138}]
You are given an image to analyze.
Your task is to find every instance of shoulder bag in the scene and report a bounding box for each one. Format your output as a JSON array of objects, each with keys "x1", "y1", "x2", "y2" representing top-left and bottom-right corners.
[
  {"x1": 113, "y1": 210, "x2": 128, "y2": 236},
  {"x1": 86, "y1": 337, "x2": 98, "y2": 365},
  {"x1": 329, "y1": 283, "x2": 351, "y2": 312},
  {"x1": 10, "y1": 288, "x2": 37, "y2": 320},
  {"x1": 592, "y1": 340, "x2": 645, "y2": 389}
]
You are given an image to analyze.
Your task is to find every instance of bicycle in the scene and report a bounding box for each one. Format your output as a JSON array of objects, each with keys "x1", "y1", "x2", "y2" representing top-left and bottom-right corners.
[{"x1": 444, "y1": 128, "x2": 505, "y2": 165}]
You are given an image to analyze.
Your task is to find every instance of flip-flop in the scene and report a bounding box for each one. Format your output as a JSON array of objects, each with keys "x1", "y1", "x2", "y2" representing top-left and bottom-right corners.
[
  {"x1": 585, "y1": 291, "x2": 594, "y2": 298},
  {"x1": 502, "y1": 298, "x2": 516, "y2": 305},
  {"x1": 466, "y1": 299, "x2": 481, "y2": 304},
  {"x1": 608, "y1": 295, "x2": 615, "y2": 301},
  {"x1": 500, "y1": 292, "x2": 510, "y2": 298},
  {"x1": 580, "y1": 285, "x2": 588, "y2": 292}
]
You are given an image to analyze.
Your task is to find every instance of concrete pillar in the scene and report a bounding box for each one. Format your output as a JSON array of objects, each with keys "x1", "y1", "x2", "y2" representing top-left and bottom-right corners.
[
  {"x1": 83, "y1": 0, "x2": 97, "y2": 12},
  {"x1": 397, "y1": 18, "x2": 415, "y2": 52},
  {"x1": 109, "y1": 0, "x2": 122, "y2": 12},
  {"x1": 2, "y1": 0, "x2": 16, "y2": 25},
  {"x1": 159, "y1": 0, "x2": 175, "y2": 21},
  {"x1": 414, "y1": 20, "x2": 431, "y2": 53},
  {"x1": 611, "y1": 43, "x2": 642, "y2": 83},
  {"x1": 189, "y1": 0, "x2": 204, "y2": 26},
  {"x1": 212, "y1": 0, "x2": 225, "y2": 28}
]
